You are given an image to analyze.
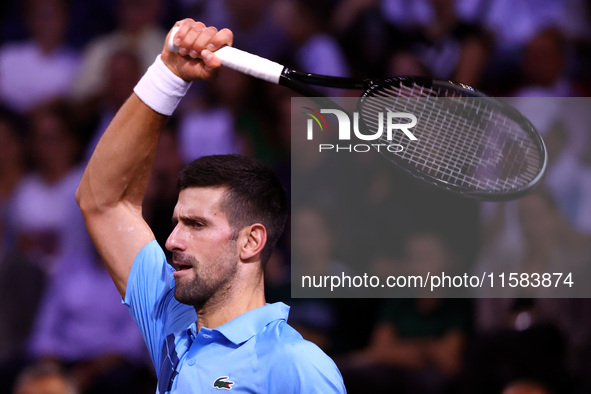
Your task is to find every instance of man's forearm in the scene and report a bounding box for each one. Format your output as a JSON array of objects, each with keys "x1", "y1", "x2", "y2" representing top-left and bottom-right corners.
[{"x1": 76, "y1": 94, "x2": 167, "y2": 295}]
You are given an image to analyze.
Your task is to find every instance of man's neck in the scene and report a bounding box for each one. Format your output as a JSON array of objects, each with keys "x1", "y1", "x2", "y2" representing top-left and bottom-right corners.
[{"x1": 195, "y1": 282, "x2": 266, "y2": 331}]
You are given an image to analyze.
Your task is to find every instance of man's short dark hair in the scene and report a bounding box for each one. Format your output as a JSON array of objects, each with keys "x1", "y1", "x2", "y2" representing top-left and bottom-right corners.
[{"x1": 178, "y1": 154, "x2": 288, "y2": 265}]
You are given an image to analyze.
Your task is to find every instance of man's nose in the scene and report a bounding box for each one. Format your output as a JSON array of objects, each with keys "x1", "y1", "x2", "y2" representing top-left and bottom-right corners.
[{"x1": 165, "y1": 224, "x2": 185, "y2": 252}]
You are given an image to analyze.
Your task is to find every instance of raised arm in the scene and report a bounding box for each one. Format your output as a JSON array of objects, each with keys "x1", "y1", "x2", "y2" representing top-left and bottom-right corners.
[{"x1": 76, "y1": 19, "x2": 233, "y2": 297}]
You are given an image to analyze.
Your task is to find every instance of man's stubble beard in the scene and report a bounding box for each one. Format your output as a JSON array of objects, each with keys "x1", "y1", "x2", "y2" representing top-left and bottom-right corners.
[{"x1": 172, "y1": 246, "x2": 239, "y2": 311}]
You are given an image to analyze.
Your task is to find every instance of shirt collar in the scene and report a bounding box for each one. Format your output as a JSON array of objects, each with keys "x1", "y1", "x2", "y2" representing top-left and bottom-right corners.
[{"x1": 211, "y1": 302, "x2": 290, "y2": 345}]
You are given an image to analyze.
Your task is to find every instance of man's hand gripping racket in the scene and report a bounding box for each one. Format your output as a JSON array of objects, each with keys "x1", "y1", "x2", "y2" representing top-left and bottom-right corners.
[{"x1": 168, "y1": 23, "x2": 547, "y2": 201}]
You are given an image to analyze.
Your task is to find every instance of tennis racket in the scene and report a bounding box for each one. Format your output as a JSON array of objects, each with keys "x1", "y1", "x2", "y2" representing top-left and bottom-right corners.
[{"x1": 168, "y1": 27, "x2": 547, "y2": 201}]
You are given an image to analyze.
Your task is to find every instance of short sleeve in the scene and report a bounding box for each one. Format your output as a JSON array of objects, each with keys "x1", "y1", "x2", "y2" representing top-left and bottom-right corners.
[
  {"x1": 268, "y1": 328, "x2": 346, "y2": 393},
  {"x1": 123, "y1": 241, "x2": 195, "y2": 372}
]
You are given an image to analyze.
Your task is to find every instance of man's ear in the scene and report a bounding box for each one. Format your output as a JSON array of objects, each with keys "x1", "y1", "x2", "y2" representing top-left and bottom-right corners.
[{"x1": 238, "y1": 223, "x2": 267, "y2": 261}]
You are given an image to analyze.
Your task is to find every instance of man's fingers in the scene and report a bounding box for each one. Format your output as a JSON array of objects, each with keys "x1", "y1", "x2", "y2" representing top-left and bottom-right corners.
[
  {"x1": 173, "y1": 19, "x2": 205, "y2": 54},
  {"x1": 173, "y1": 19, "x2": 200, "y2": 44},
  {"x1": 200, "y1": 28, "x2": 232, "y2": 71},
  {"x1": 172, "y1": 22, "x2": 233, "y2": 57},
  {"x1": 208, "y1": 28, "x2": 234, "y2": 52},
  {"x1": 193, "y1": 26, "x2": 218, "y2": 55},
  {"x1": 180, "y1": 29, "x2": 201, "y2": 56}
]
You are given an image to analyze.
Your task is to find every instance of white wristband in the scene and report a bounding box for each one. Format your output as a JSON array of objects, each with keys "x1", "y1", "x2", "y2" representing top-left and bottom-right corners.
[{"x1": 133, "y1": 55, "x2": 192, "y2": 115}]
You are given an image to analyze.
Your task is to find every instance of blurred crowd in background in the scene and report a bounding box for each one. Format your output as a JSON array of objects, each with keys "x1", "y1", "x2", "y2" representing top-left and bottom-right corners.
[{"x1": 1, "y1": 0, "x2": 591, "y2": 393}]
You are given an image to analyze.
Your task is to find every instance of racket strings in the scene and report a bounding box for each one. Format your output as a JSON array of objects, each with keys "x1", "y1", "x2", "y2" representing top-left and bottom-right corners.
[{"x1": 360, "y1": 82, "x2": 543, "y2": 193}]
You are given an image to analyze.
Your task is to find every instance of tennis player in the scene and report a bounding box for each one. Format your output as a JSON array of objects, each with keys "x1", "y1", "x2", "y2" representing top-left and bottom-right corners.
[{"x1": 76, "y1": 18, "x2": 345, "y2": 393}]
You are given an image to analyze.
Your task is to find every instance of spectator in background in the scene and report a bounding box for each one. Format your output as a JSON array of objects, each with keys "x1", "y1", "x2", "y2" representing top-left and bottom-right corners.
[
  {"x1": 340, "y1": 231, "x2": 472, "y2": 394},
  {"x1": 0, "y1": 0, "x2": 79, "y2": 113},
  {"x1": 405, "y1": 0, "x2": 491, "y2": 88},
  {"x1": 490, "y1": 28, "x2": 591, "y2": 239},
  {"x1": 0, "y1": 109, "x2": 47, "y2": 392},
  {"x1": 471, "y1": 0, "x2": 588, "y2": 94},
  {"x1": 475, "y1": 190, "x2": 589, "y2": 300},
  {"x1": 379, "y1": 0, "x2": 440, "y2": 29},
  {"x1": 290, "y1": 206, "x2": 355, "y2": 282},
  {"x1": 273, "y1": 205, "x2": 354, "y2": 352},
  {"x1": 468, "y1": 190, "x2": 589, "y2": 392},
  {"x1": 330, "y1": 0, "x2": 393, "y2": 77},
  {"x1": 537, "y1": 105, "x2": 591, "y2": 235},
  {"x1": 70, "y1": 0, "x2": 165, "y2": 105},
  {"x1": 339, "y1": 0, "x2": 491, "y2": 86},
  {"x1": 479, "y1": 0, "x2": 588, "y2": 52},
  {"x1": 0, "y1": 201, "x2": 47, "y2": 393},
  {"x1": 6, "y1": 102, "x2": 150, "y2": 393},
  {"x1": 82, "y1": 49, "x2": 142, "y2": 160},
  {"x1": 541, "y1": 118, "x2": 584, "y2": 222},
  {"x1": 481, "y1": 96, "x2": 588, "y2": 241},
  {"x1": 513, "y1": 27, "x2": 578, "y2": 97},
  {"x1": 0, "y1": 109, "x2": 25, "y2": 242},
  {"x1": 8, "y1": 102, "x2": 90, "y2": 273},
  {"x1": 275, "y1": 0, "x2": 350, "y2": 94},
  {"x1": 461, "y1": 298, "x2": 571, "y2": 394},
  {"x1": 13, "y1": 363, "x2": 77, "y2": 394},
  {"x1": 27, "y1": 247, "x2": 149, "y2": 394},
  {"x1": 479, "y1": 95, "x2": 590, "y2": 259}
]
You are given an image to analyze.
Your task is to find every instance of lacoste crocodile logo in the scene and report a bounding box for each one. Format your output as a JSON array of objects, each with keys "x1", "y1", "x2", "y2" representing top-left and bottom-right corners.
[{"x1": 213, "y1": 376, "x2": 234, "y2": 390}]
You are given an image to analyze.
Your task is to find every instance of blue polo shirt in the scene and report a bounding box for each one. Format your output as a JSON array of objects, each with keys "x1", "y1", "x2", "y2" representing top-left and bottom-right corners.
[{"x1": 123, "y1": 241, "x2": 346, "y2": 393}]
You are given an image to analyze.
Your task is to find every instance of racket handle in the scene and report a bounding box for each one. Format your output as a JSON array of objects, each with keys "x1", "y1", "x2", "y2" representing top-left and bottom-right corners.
[{"x1": 167, "y1": 26, "x2": 284, "y2": 84}]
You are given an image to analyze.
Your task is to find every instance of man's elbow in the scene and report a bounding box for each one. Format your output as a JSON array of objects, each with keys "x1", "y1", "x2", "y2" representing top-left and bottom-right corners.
[
  {"x1": 76, "y1": 182, "x2": 105, "y2": 216},
  {"x1": 75, "y1": 184, "x2": 83, "y2": 207},
  {"x1": 76, "y1": 181, "x2": 134, "y2": 219},
  {"x1": 76, "y1": 184, "x2": 93, "y2": 215}
]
